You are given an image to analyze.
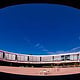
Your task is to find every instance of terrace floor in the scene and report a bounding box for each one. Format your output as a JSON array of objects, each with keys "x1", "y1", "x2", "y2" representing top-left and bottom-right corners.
[{"x1": 0, "y1": 66, "x2": 80, "y2": 76}]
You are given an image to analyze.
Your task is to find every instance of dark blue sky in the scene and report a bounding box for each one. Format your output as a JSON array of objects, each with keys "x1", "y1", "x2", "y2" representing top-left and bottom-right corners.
[{"x1": 0, "y1": 4, "x2": 80, "y2": 55}]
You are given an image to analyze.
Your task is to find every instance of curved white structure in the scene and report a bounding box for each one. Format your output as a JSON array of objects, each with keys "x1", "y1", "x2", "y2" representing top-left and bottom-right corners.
[
  {"x1": 0, "y1": 50, "x2": 80, "y2": 76},
  {"x1": 0, "y1": 50, "x2": 80, "y2": 64}
]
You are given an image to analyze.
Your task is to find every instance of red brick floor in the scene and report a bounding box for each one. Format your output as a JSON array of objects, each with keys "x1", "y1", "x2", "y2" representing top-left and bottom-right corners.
[{"x1": 0, "y1": 66, "x2": 80, "y2": 76}]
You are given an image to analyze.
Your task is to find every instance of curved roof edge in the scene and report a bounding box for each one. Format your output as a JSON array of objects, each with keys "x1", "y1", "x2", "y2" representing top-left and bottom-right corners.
[{"x1": 0, "y1": 49, "x2": 80, "y2": 56}]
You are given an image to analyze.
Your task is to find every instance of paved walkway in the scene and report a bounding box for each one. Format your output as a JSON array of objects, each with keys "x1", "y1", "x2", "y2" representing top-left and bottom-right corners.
[{"x1": 0, "y1": 66, "x2": 80, "y2": 76}]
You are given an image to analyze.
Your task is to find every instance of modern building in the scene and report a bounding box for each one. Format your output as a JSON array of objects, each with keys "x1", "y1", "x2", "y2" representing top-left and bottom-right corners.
[{"x1": 0, "y1": 50, "x2": 80, "y2": 67}]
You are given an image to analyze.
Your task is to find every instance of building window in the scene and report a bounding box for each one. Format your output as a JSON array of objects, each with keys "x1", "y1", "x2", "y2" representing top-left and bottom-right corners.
[
  {"x1": 61, "y1": 55, "x2": 65, "y2": 61},
  {"x1": 53, "y1": 56, "x2": 54, "y2": 61},
  {"x1": 65, "y1": 55, "x2": 70, "y2": 60},
  {"x1": 28, "y1": 56, "x2": 29, "y2": 61}
]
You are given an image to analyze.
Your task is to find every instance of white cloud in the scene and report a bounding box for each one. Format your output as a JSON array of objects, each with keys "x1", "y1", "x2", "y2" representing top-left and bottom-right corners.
[
  {"x1": 42, "y1": 49, "x2": 49, "y2": 52},
  {"x1": 35, "y1": 43, "x2": 40, "y2": 47},
  {"x1": 55, "y1": 51, "x2": 65, "y2": 54},
  {"x1": 43, "y1": 46, "x2": 80, "y2": 55},
  {"x1": 71, "y1": 47, "x2": 80, "y2": 51},
  {"x1": 47, "y1": 52, "x2": 55, "y2": 54},
  {"x1": 34, "y1": 42, "x2": 80, "y2": 55},
  {"x1": 38, "y1": 46, "x2": 44, "y2": 49},
  {"x1": 69, "y1": 47, "x2": 80, "y2": 52},
  {"x1": 47, "y1": 51, "x2": 66, "y2": 55},
  {"x1": 34, "y1": 43, "x2": 50, "y2": 53}
]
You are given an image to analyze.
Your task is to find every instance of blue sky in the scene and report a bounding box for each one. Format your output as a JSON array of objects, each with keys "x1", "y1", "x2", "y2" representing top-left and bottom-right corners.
[{"x1": 0, "y1": 4, "x2": 80, "y2": 55}]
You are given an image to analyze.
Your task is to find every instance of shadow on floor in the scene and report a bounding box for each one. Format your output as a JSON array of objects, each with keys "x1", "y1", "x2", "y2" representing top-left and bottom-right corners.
[{"x1": 0, "y1": 72, "x2": 80, "y2": 80}]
